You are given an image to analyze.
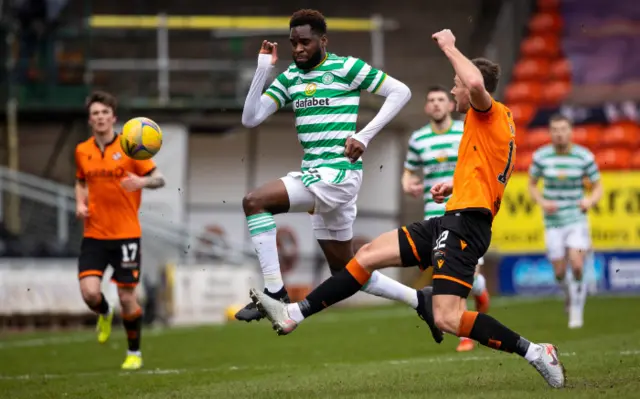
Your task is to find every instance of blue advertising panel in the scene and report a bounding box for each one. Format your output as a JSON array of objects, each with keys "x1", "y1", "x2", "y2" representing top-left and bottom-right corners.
[{"x1": 498, "y1": 252, "x2": 640, "y2": 295}]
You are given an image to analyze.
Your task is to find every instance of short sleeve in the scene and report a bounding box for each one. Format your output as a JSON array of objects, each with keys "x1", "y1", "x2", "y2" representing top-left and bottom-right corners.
[
  {"x1": 404, "y1": 134, "x2": 421, "y2": 171},
  {"x1": 344, "y1": 57, "x2": 387, "y2": 94},
  {"x1": 529, "y1": 150, "x2": 543, "y2": 179},
  {"x1": 583, "y1": 151, "x2": 601, "y2": 183},
  {"x1": 264, "y1": 73, "x2": 292, "y2": 109},
  {"x1": 75, "y1": 147, "x2": 85, "y2": 181},
  {"x1": 134, "y1": 159, "x2": 156, "y2": 177}
]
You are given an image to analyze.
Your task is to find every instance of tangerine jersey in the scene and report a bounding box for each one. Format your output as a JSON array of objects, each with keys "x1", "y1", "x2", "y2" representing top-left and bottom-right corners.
[
  {"x1": 445, "y1": 98, "x2": 516, "y2": 219},
  {"x1": 75, "y1": 135, "x2": 156, "y2": 239}
]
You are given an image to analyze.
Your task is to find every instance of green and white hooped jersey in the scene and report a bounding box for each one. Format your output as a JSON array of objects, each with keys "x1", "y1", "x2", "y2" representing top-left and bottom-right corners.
[
  {"x1": 404, "y1": 120, "x2": 464, "y2": 219},
  {"x1": 529, "y1": 144, "x2": 600, "y2": 228},
  {"x1": 264, "y1": 53, "x2": 387, "y2": 172}
]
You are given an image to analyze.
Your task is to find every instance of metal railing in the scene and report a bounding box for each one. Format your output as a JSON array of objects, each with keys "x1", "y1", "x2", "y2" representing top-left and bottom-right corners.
[
  {"x1": 86, "y1": 14, "x2": 398, "y2": 106},
  {"x1": 0, "y1": 166, "x2": 254, "y2": 266}
]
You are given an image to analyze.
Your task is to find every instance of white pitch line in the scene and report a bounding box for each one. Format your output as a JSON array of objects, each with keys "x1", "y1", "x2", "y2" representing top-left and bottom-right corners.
[{"x1": 0, "y1": 350, "x2": 636, "y2": 381}]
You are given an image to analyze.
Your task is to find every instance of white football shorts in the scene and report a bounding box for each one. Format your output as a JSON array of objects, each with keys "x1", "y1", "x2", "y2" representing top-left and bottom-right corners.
[
  {"x1": 281, "y1": 167, "x2": 362, "y2": 241},
  {"x1": 545, "y1": 221, "x2": 591, "y2": 261}
]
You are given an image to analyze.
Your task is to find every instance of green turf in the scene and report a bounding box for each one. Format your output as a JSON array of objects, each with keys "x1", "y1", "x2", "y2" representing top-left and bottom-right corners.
[{"x1": 1, "y1": 296, "x2": 639, "y2": 398}]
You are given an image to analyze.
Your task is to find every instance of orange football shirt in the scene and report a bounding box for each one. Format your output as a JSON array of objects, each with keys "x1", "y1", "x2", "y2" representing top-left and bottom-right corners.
[
  {"x1": 75, "y1": 135, "x2": 156, "y2": 239},
  {"x1": 445, "y1": 98, "x2": 516, "y2": 218}
]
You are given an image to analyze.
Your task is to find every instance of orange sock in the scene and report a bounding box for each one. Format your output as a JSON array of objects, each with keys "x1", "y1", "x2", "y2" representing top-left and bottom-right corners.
[
  {"x1": 475, "y1": 290, "x2": 490, "y2": 313},
  {"x1": 346, "y1": 258, "x2": 371, "y2": 285},
  {"x1": 457, "y1": 310, "x2": 479, "y2": 338}
]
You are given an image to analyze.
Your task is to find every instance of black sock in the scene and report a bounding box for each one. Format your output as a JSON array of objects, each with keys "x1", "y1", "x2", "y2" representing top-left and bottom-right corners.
[
  {"x1": 298, "y1": 258, "x2": 370, "y2": 318},
  {"x1": 89, "y1": 293, "x2": 110, "y2": 315},
  {"x1": 460, "y1": 311, "x2": 531, "y2": 357},
  {"x1": 122, "y1": 309, "x2": 142, "y2": 352}
]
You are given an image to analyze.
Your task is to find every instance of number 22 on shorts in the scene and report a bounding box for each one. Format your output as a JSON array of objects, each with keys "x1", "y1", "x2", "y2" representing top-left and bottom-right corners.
[{"x1": 434, "y1": 230, "x2": 449, "y2": 250}]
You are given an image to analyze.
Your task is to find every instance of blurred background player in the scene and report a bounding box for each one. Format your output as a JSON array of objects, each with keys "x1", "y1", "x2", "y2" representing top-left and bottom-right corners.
[
  {"x1": 75, "y1": 91, "x2": 166, "y2": 370},
  {"x1": 402, "y1": 85, "x2": 490, "y2": 352},
  {"x1": 236, "y1": 9, "x2": 439, "y2": 327},
  {"x1": 528, "y1": 114, "x2": 602, "y2": 329}
]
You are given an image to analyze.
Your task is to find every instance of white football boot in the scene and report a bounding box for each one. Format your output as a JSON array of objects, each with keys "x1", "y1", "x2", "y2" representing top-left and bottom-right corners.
[
  {"x1": 529, "y1": 343, "x2": 566, "y2": 388},
  {"x1": 249, "y1": 288, "x2": 298, "y2": 335}
]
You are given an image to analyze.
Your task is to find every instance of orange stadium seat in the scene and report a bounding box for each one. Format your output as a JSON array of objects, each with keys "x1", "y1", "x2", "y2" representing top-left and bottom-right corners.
[
  {"x1": 528, "y1": 12, "x2": 563, "y2": 34},
  {"x1": 631, "y1": 150, "x2": 640, "y2": 169},
  {"x1": 572, "y1": 125, "x2": 601, "y2": 150},
  {"x1": 602, "y1": 122, "x2": 640, "y2": 148},
  {"x1": 526, "y1": 128, "x2": 552, "y2": 149},
  {"x1": 515, "y1": 128, "x2": 528, "y2": 149},
  {"x1": 541, "y1": 80, "x2": 571, "y2": 105},
  {"x1": 508, "y1": 103, "x2": 537, "y2": 126},
  {"x1": 520, "y1": 35, "x2": 561, "y2": 58},
  {"x1": 595, "y1": 148, "x2": 632, "y2": 170},
  {"x1": 512, "y1": 58, "x2": 551, "y2": 81},
  {"x1": 550, "y1": 59, "x2": 572, "y2": 80},
  {"x1": 505, "y1": 82, "x2": 543, "y2": 104},
  {"x1": 515, "y1": 150, "x2": 534, "y2": 172},
  {"x1": 537, "y1": 0, "x2": 560, "y2": 12}
]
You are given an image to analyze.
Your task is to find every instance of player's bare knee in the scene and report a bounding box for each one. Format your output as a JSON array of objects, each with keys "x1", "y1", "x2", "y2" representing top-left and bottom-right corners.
[
  {"x1": 354, "y1": 243, "x2": 384, "y2": 273},
  {"x1": 242, "y1": 191, "x2": 263, "y2": 215},
  {"x1": 80, "y1": 288, "x2": 101, "y2": 307}
]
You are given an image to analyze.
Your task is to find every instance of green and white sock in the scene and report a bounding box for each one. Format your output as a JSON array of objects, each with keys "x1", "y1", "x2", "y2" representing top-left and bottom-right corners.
[{"x1": 247, "y1": 213, "x2": 283, "y2": 293}]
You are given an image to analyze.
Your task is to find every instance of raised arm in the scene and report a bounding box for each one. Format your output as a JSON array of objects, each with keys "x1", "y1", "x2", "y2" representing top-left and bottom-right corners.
[
  {"x1": 353, "y1": 75, "x2": 412, "y2": 147},
  {"x1": 241, "y1": 41, "x2": 284, "y2": 128},
  {"x1": 343, "y1": 58, "x2": 411, "y2": 162},
  {"x1": 432, "y1": 29, "x2": 492, "y2": 112}
]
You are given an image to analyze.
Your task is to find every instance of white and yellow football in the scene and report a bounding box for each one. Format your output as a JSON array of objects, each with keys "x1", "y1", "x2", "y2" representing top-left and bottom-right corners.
[{"x1": 120, "y1": 117, "x2": 163, "y2": 160}]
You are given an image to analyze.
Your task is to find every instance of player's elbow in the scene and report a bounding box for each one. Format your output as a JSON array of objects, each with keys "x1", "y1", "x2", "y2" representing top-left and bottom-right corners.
[
  {"x1": 395, "y1": 82, "x2": 412, "y2": 104},
  {"x1": 466, "y1": 73, "x2": 486, "y2": 94},
  {"x1": 241, "y1": 114, "x2": 259, "y2": 128}
]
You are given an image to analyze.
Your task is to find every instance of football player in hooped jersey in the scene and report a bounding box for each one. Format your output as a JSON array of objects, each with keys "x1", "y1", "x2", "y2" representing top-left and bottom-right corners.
[
  {"x1": 238, "y1": 8, "x2": 442, "y2": 338},
  {"x1": 75, "y1": 91, "x2": 165, "y2": 370},
  {"x1": 251, "y1": 29, "x2": 566, "y2": 389}
]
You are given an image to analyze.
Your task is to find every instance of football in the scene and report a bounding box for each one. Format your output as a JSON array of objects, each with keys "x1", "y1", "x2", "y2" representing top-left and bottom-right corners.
[{"x1": 119, "y1": 117, "x2": 163, "y2": 160}]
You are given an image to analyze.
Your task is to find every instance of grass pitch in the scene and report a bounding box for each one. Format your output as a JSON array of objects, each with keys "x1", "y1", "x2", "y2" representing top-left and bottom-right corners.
[{"x1": 1, "y1": 296, "x2": 639, "y2": 398}]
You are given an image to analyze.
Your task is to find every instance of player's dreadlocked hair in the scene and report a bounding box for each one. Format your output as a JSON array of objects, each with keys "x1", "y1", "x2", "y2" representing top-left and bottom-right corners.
[
  {"x1": 472, "y1": 58, "x2": 501, "y2": 94},
  {"x1": 290, "y1": 9, "x2": 327, "y2": 35}
]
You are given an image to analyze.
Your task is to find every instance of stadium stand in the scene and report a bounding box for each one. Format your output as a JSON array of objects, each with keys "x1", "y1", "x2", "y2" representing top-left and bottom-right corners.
[{"x1": 506, "y1": 0, "x2": 640, "y2": 171}]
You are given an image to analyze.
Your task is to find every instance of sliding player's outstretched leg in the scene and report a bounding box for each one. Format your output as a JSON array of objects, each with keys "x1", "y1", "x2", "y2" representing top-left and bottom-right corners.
[
  {"x1": 250, "y1": 227, "x2": 443, "y2": 342},
  {"x1": 457, "y1": 262, "x2": 490, "y2": 352},
  {"x1": 235, "y1": 179, "x2": 296, "y2": 322},
  {"x1": 427, "y1": 212, "x2": 565, "y2": 388},
  {"x1": 312, "y1": 207, "x2": 440, "y2": 341}
]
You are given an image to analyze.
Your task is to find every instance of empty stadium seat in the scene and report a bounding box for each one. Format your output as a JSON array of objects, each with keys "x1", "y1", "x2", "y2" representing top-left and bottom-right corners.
[
  {"x1": 595, "y1": 148, "x2": 632, "y2": 170},
  {"x1": 572, "y1": 125, "x2": 601, "y2": 150},
  {"x1": 537, "y1": 0, "x2": 560, "y2": 12},
  {"x1": 528, "y1": 12, "x2": 563, "y2": 34},
  {"x1": 512, "y1": 58, "x2": 551, "y2": 81},
  {"x1": 602, "y1": 122, "x2": 640, "y2": 148},
  {"x1": 505, "y1": 82, "x2": 543, "y2": 104},
  {"x1": 631, "y1": 150, "x2": 640, "y2": 169},
  {"x1": 541, "y1": 80, "x2": 572, "y2": 105},
  {"x1": 515, "y1": 128, "x2": 528, "y2": 149},
  {"x1": 515, "y1": 150, "x2": 534, "y2": 172},
  {"x1": 520, "y1": 35, "x2": 561, "y2": 58},
  {"x1": 550, "y1": 59, "x2": 572, "y2": 80},
  {"x1": 508, "y1": 103, "x2": 537, "y2": 126},
  {"x1": 526, "y1": 128, "x2": 552, "y2": 149}
]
